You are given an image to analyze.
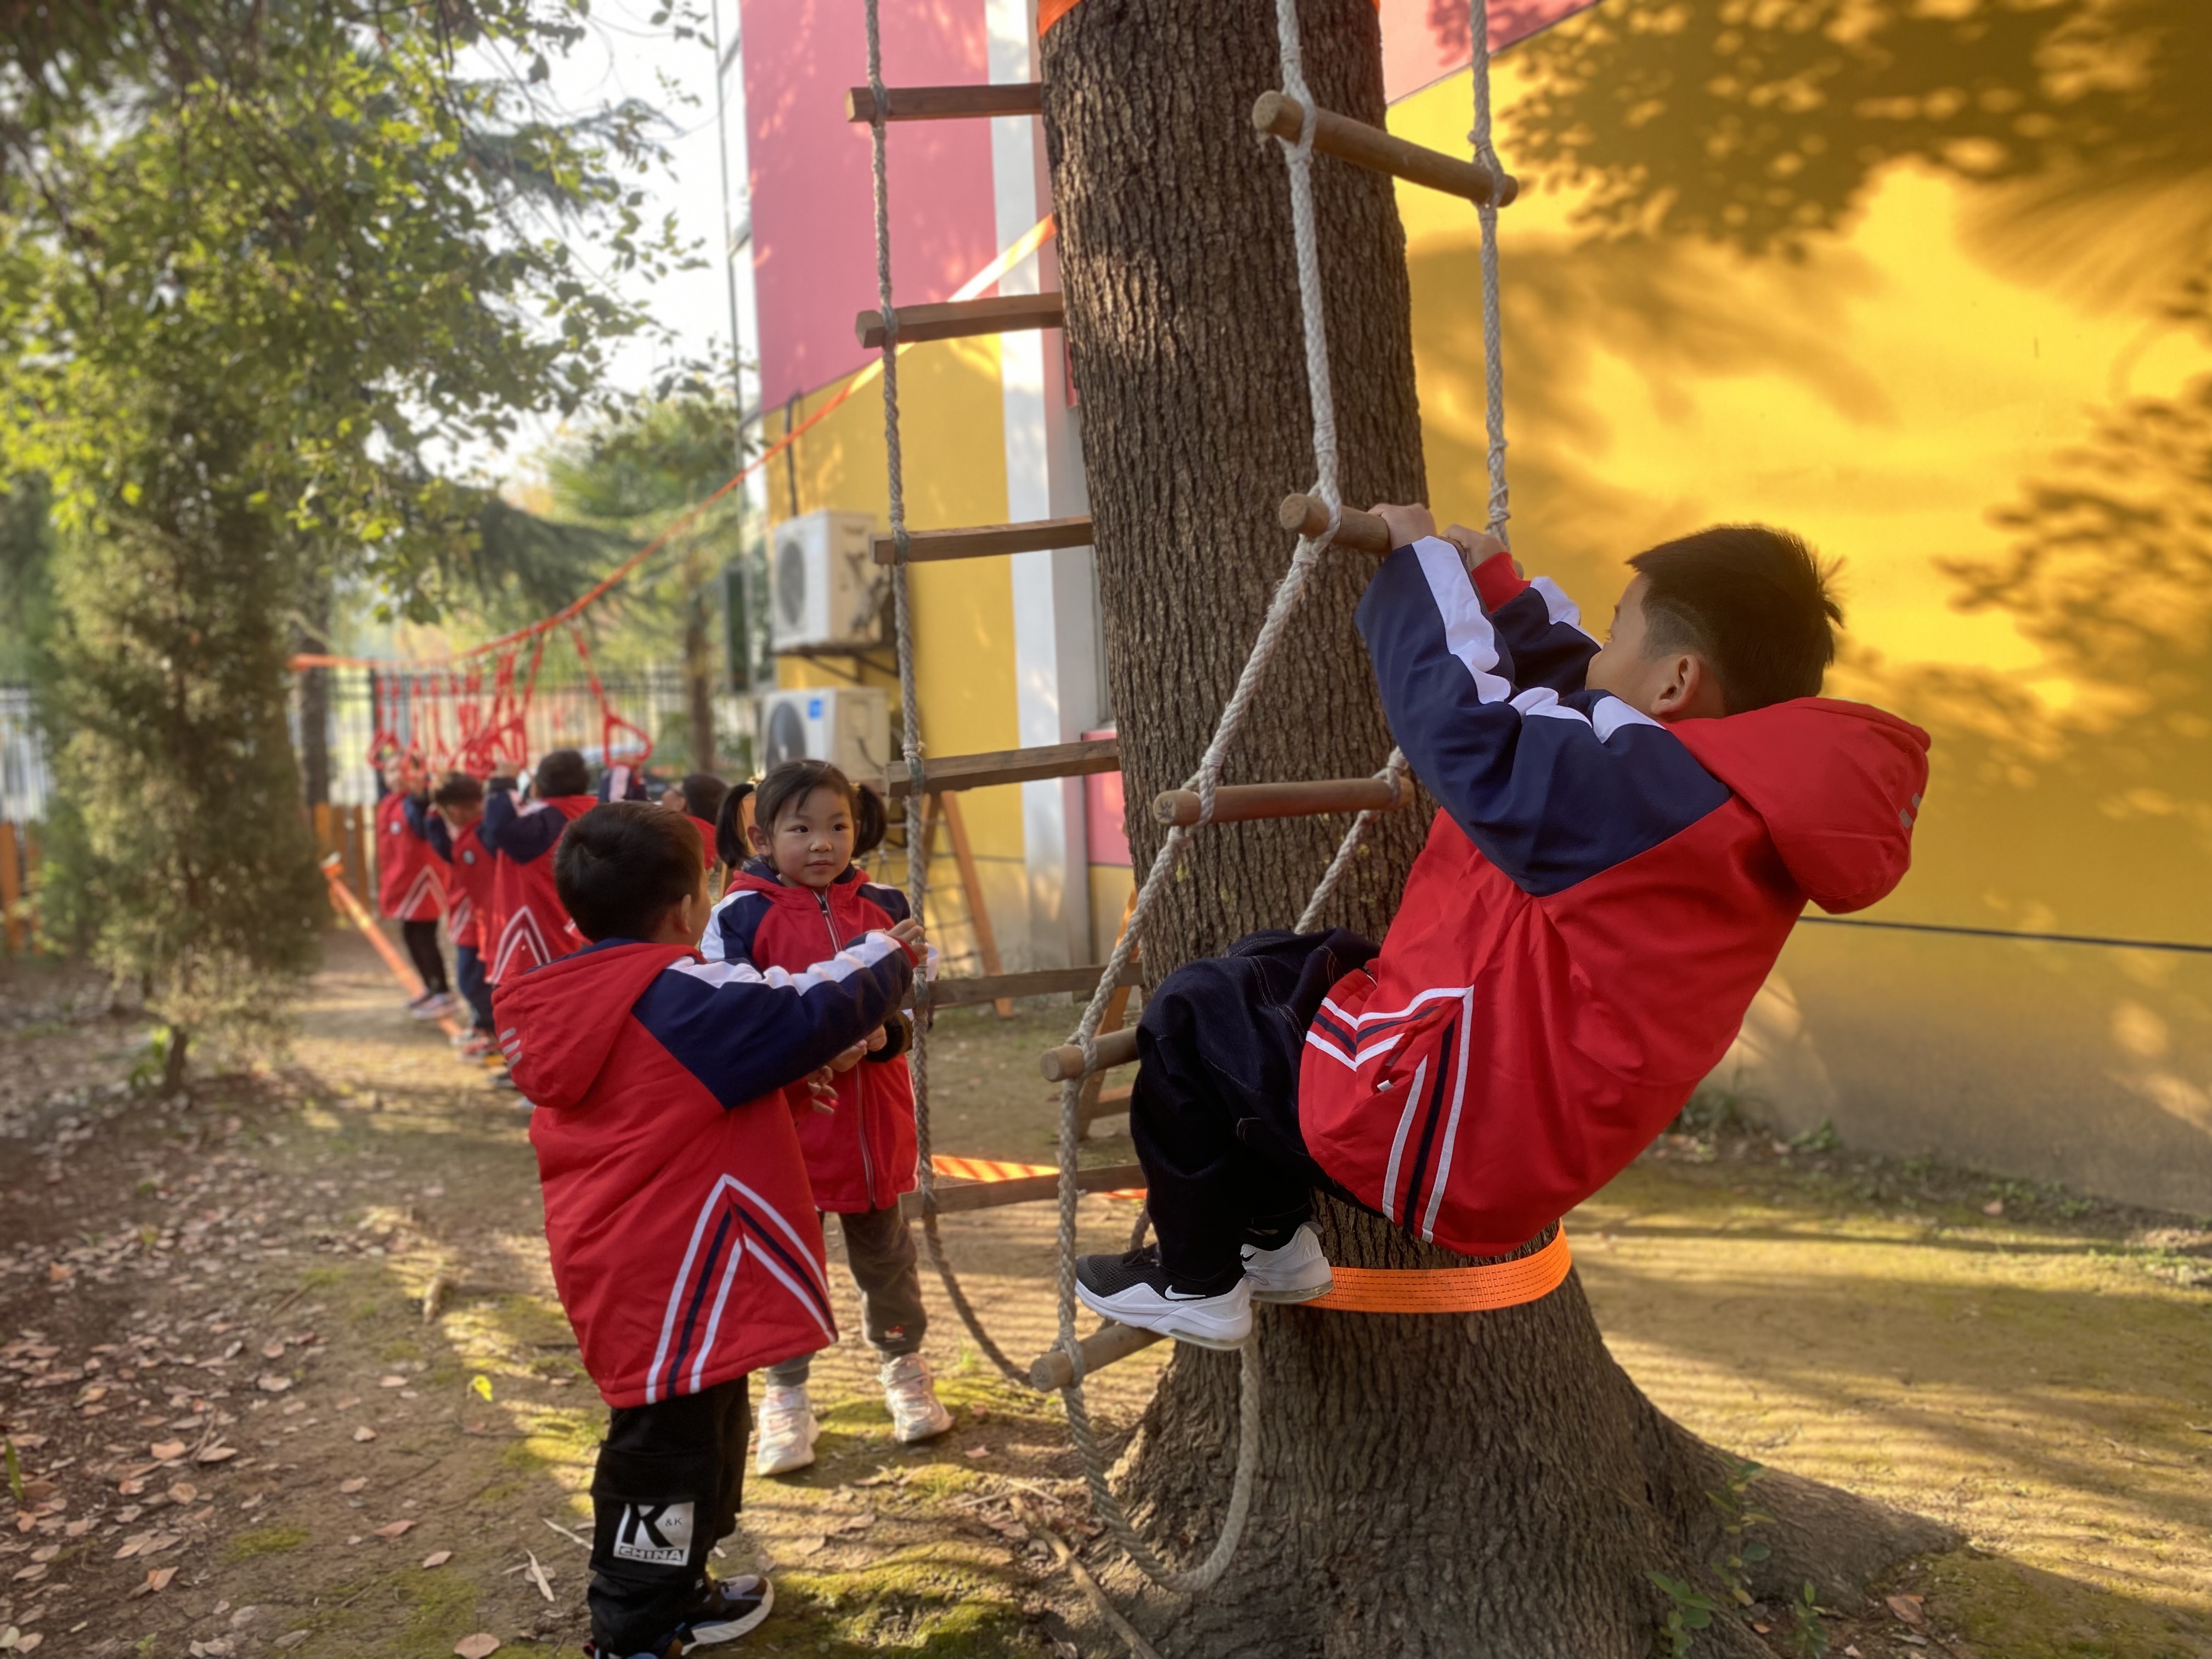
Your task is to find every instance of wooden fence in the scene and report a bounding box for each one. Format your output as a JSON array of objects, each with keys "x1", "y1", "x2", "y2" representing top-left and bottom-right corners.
[{"x1": 311, "y1": 802, "x2": 375, "y2": 917}]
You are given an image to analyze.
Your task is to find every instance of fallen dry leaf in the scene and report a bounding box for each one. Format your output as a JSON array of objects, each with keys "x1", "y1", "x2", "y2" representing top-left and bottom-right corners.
[
  {"x1": 785, "y1": 1534, "x2": 828, "y2": 1558},
  {"x1": 166, "y1": 1482, "x2": 198, "y2": 1505},
  {"x1": 150, "y1": 1440, "x2": 187, "y2": 1461},
  {"x1": 13, "y1": 1633, "x2": 42, "y2": 1653},
  {"x1": 256, "y1": 1374, "x2": 292, "y2": 1394},
  {"x1": 1887, "y1": 1594, "x2": 1927, "y2": 1626},
  {"x1": 127, "y1": 1564, "x2": 179, "y2": 1599},
  {"x1": 373, "y1": 1520, "x2": 417, "y2": 1539},
  {"x1": 340, "y1": 1477, "x2": 368, "y2": 1494},
  {"x1": 378, "y1": 1375, "x2": 408, "y2": 1389},
  {"x1": 261, "y1": 1341, "x2": 286, "y2": 1361},
  {"x1": 526, "y1": 1551, "x2": 554, "y2": 1602},
  {"x1": 1982, "y1": 1199, "x2": 2005, "y2": 1217},
  {"x1": 352, "y1": 1427, "x2": 378, "y2": 1443},
  {"x1": 421, "y1": 1549, "x2": 453, "y2": 1568},
  {"x1": 195, "y1": 1445, "x2": 238, "y2": 1464},
  {"x1": 453, "y1": 1636, "x2": 501, "y2": 1659}
]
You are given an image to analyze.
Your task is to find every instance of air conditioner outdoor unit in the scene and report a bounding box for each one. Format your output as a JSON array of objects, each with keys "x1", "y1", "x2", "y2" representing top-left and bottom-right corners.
[
  {"x1": 756, "y1": 687, "x2": 892, "y2": 783},
  {"x1": 769, "y1": 509, "x2": 882, "y2": 652}
]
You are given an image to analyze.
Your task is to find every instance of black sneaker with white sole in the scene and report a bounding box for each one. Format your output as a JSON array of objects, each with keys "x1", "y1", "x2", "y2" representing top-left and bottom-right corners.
[
  {"x1": 678, "y1": 1572, "x2": 773, "y2": 1646},
  {"x1": 1074, "y1": 1245, "x2": 1251, "y2": 1350}
]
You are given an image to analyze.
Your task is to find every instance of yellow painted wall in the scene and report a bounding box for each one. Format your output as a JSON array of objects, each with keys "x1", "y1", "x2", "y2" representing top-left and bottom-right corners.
[
  {"x1": 766, "y1": 336, "x2": 1031, "y2": 975},
  {"x1": 1389, "y1": 2, "x2": 2212, "y2": 1210}
]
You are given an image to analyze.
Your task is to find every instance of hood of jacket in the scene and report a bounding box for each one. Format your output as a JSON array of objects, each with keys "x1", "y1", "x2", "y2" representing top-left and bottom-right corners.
[
  {"x1": 730, "y1": 859, "x2": 866, "y2": 906},
  {"x1": 495, "y1": 940, "x2": 688, "y2": 1111},
  {"x1": 1669, "y1": 696, "x2": 1931, "y2": 915}
]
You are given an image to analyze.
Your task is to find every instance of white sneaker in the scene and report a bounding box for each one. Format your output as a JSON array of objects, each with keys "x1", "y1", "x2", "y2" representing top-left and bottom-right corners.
[
  {"x1": 754, "y1": 1385, "x2": 819, "y2": 1476},
  {"x1": 408, "y1": 991, "x2": 457, "y2": 1021},
  {"x1": 1242, "y1": 1223, "x2": 1334, "y2": 1304},
  {"x1": 879, "y1": 1353, "x2": 953, "y2": 1444},
  {"x1": 1073, "y1": 1246, "x2": 1251, "y2": 1350}
]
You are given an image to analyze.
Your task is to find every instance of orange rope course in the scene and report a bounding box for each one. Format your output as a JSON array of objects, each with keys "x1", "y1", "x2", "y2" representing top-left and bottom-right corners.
[{"x1": 292, "y1": 213, "x2": 1059, "y2": 675}]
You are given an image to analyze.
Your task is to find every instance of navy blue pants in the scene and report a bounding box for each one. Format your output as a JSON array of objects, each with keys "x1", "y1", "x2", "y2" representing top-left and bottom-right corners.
[
  {"x1": 455, "y1": 944, "x2": 494, "y2": 1034},
  {"x1": 1131, "y1": 928, "x2": 1378, "y2": 1293}
]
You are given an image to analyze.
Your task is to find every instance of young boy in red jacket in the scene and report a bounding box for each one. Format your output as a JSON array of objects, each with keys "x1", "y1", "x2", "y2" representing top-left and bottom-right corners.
[
  {"x1": 481, "y1": 747, "x2": 597, "y2": 985},
  {"x1": 1077, "y1": 510, "x2": 1931, "y2": 1347},
  {"x1": 496, "y1": 802, "x2": 923, "y2": 1658},
  {"x1": 374, "y1": 749, "x2": 454, "y2": 1021},
  {"x1": 407, "y1": 772, "x2": 499, "y2": 1057}
]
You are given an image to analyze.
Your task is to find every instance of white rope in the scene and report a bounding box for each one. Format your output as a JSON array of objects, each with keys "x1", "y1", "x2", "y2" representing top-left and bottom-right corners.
[
  {"x1": 1470, "y1": 0, "x2": 1510, "y2": 542},
  {"x1": 864, "y1": 0, "x2": 1515, "y2": 1600}
]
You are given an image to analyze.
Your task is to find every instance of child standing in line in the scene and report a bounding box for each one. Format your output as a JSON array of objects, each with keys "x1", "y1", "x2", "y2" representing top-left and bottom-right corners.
[
  {"x1": 663, "y1": 773, "x2": 730, "y2": 887},
  {"x1": 375, "y1": 748, "x2": 454, "y2": 1022},
  {"x1": 497, "y1": 802, "x2": 924, "y2": 1658},
  {"x1": 408, "y1": 772, "x2": 499, "y2": 1061},
  {"x1": 703, "y1": 760, "x2": 955, "y2": 1474},
  {"x1": 482, "y1": 747, "x2": 597, "y2": 986}
]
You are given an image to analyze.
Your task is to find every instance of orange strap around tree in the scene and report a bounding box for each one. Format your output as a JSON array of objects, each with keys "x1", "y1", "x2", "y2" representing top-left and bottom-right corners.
[{"x1": 1308, "y1": 1226, "x2": 1572, "y2": 1313}]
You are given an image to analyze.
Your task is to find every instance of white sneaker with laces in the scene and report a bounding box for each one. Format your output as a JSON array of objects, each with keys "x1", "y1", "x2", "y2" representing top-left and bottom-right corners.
[
  {"x1": 1242, "y1": 1223, "x2": 1334, "y2": 1304},
  {"x1": 1074, "y1": 1246, "x2": 1252, "y2": 1350},
  {"x1": 754, "y1": 1384, "x2": 819, "y2": 1476},
  {"x1": 879, "y1": 1353, "x2": 953, "y2": 1444}
]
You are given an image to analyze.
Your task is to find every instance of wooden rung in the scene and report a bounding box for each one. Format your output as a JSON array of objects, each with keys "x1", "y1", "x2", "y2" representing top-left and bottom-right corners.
[
  {"x1": 930, "y1": 962, "x2": 1141, "y2": 1009},
  {"x1": 1028, "y1": 1322, "x2": 1167, "y2": 1390},
  {"x1": 872, "y1": 516, "x2": 1093, "y2": 567},
  {"x1": 1155, "y1": 777, "x2": 1401, "y2": 828},
  {"x1": 900, "y1": 1162, "x2": 1146, "y2": 1219},
  {"x1": 1278, "y1": 494, "x2": 1392, "y2": 554},
  {"x1": 1080, "y1": 1085, "x2": 1133, "y2": 1126},
  {"x1": 887, "y1": 736, "x2": 1120, "y2": 802},
  {"x1": 856, "y1": 292, "x2": 1064, "y2": 351},
  {"x1": 1251, "y1": 91, "x2": 1518, "y2": 207},
  {"x1": 846, "y1": 82, "x2": 1045, "y2": 123},
  {"x1": 1041, "y1": 1025, "x2": 1139, "y2": 1082}
]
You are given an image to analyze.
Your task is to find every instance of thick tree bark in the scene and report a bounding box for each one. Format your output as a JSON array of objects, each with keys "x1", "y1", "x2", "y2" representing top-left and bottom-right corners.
[{"x1": 1041, "y1": 4, "x2": 1947, "y2": 1654}]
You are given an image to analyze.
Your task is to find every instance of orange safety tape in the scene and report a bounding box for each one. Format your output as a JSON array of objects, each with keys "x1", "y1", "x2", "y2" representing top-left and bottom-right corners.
[
  {"x1": 292, "y1": 215, "x2": 1059, "y2": 674},
  {"x1": 1307, "y1": 1226, "x2": 1572, "y2": 1313},
  {"x1": 929, "y1": 1154, "x2": 1144, "y2": 1200},
  {"x1": 320, "y1": 855, "x2": 468, "y2": 1041}
]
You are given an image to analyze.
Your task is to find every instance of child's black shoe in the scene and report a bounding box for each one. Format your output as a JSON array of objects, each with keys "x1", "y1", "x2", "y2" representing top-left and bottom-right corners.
[
  {"x1": 1074, "y1": 1245, "x2": 1251, "y2": 1349},
  {"x1": 679, "y1": 1572, "x2": 773, "y2": 1647}
]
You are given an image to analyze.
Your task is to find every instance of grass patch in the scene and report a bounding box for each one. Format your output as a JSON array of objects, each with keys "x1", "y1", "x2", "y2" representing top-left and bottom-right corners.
[
  {"x1": 224, "y1": 1521, "x2": 312, "y2": 1562},
  {"x1": 1914, "y1": 1553, "x2": 2207, "y2": 1659}
]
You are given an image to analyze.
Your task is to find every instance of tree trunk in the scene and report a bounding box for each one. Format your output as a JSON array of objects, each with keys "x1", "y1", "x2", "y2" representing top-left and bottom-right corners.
[
  {"x1": 295, "y1": 570, "x2": 331, "y2": 808},
  {"x1": 1040, "y1": 4, "x2": 1947, "y2": 1654},
  {"x1": 683, "y1": 537, "x2": 718, "y2": 774}
]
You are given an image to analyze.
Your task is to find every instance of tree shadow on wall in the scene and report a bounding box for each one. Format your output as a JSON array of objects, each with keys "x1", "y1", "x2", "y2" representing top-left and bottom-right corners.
[{"x1": 1415, "y1": 0, "x2": 2212, "y2": 935}]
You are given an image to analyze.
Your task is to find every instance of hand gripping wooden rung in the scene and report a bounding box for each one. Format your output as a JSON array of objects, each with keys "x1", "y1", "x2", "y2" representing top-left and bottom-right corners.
[
  {"x1": 872, "y1": 516, "x2": 1093, "y2": 567},
  {"x1": 1025, "y1": 1230, "x2": 1576, "y2": 1387},
  {"x1": 887, "y1": 736, "x2": 1120, "y2": 802},
  {"x1": 846, "y1": 83, "x2": 1045, "y2": 123},
  {"x1": 930, "y1": 962, "x2": 1142, "y2": 1010},
  {"x1": 1041, "y1": 1025, "x2": 1139, "y2": 1082},
  {"x1": 898, "y1": 1160, "x2": 1146, "y2": 1219},
  {"x1": 856, "y1": 292, "x2": 1064, "y2": 351},
  {"x1": 1251, "y1": 91, "x2": 1518, "y2": 207},
  {"x1": 1278, "y1": 494, "x2": 1393, "y2": 555},
  {"x1": 1154, "y1": 777, "x2": 1403, "y2": 828}
]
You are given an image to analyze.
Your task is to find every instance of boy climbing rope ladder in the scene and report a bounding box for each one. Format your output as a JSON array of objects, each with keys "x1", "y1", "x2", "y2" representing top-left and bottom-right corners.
[{"x1": 1077, "y1": 506, "x2": 1932, "y2": 1346}]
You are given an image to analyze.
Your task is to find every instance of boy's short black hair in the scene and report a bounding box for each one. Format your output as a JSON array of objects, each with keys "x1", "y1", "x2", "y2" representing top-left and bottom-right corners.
[
  {"x1": 679, "y1": 771, "x2": 729, "y2": 828},
  {"x1": 1628, "y1": 526, "x2": 1843, "y2": 714},
  {"x1": 556, "y1": 802, "x2": 703, "y2": 943},
  {"x1": 431, "y1": 771, "x2": 483, "y2": 810},
  {"x1": 533, "y1": 748, "x2": 590, "y2": 798}
]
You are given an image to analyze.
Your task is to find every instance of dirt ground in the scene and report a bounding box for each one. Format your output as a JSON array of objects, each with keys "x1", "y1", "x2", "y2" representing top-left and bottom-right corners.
[{"x1": 2, "y1": 928, "x2": 2208, "y2": 1659}]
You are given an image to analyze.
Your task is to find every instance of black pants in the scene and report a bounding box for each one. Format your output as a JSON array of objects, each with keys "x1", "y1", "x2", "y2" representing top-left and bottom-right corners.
[
  {"x1": 588, "y1": 1376, "x2": 750, "y2": 1654},
  {"x1": 455, "y1": 944, "x2": 494, "y2": 1032},
  {"x1": 400, "y1": 919, "x2": 448, "y2": 996},
  {"x1": 1132, "y1": 928, "x2": 1379, "y2": 1292}
]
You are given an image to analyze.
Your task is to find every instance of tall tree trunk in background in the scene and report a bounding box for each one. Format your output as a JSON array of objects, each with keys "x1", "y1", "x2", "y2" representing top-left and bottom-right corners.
[
  {"x1": 295, "y1": 569, "x2": 331, "y2": 808},
  {"x1": 682, "y1": 536, "x2": 717, "y2": 774},
  {"x1": 1041, "y1": 4, "x2": 1943, "y2": 1653}
]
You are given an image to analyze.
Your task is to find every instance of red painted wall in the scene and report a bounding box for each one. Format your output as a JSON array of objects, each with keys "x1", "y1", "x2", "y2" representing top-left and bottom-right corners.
[
  {"x1": 741, "y1": 0, "x2": 1001, "y2": 408},
  {"x1": 1379, "y1": 0, "x2": 1605, "y2": 100}
]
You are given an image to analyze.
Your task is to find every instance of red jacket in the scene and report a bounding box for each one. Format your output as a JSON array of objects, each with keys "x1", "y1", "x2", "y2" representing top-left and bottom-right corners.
[
  {"x1": 481, "y1": 789, "x2": 595, "y2": 983},
  {"x1": 1299, "y1": 542, "x2": 1930, "y2": 1257},
  {"x1": 375, "y1": 792, "x2": 443, "y2": 922},
  {"x1": 500, "y1": 934, "x2": 914, "y2": 1406},
  {"x1": 413, "y1": 803, "x2": 495, "y2": 953},
  {"x1": 703, "y1": 861, "x2": 915, "y2": 1212}
]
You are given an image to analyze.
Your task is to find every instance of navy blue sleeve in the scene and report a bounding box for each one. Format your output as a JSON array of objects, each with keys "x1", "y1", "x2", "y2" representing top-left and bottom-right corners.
[
  {"x1": 405, "y1": 795, "x2": 454, "y2": 862},
  {"x1": 479, "y1": 786, "x2": 517, "y2": 856},
  {"x1": 698, "y1": 891, "x2": 769, "y2": 966},
  {"x1": 1469, "y1": 552, "x2": 1601, "y2": 696},
  {"x1": 631, "y1": 938, "x2": 916, "y2": 1109},
  {"x1": 489, "y1": 801, "x2": 567, "y2": 865},
  {"x1": 858, "y1": 882, "x2": 910, "y2": 926},
  {"x1": 1356, "y1": 538, "x2": 1730, "y2": 896}
]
